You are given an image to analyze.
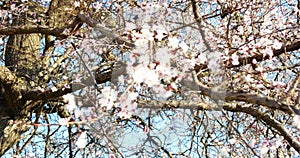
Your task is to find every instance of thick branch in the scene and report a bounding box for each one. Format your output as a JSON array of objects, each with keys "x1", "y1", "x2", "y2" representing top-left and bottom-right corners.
[
  {"x1": 23, "y1": 69, "x2": 112, "y2": 102},
  {"x1": 231, "y1": 40, "x2": 300, "y2": 68},
  {"x1": 0, "y1": 25, "x2": 72, "y2": 39},
  {"x1": 0, "y1": 66, "x2": 22, "y2": 115},
  {"x1": 0, "y1": 66, "x2": 16, "y2": 86},
  {"x1": 177, "y1": 72, "x2": 298, "y2": 114},
  {"x1": 137, "y1": 99, "x2": 300, "y2": 152},
  {"x1": 0, "y1": 14, "x2": 135, "y2": 48},
  {"x1": 227, "y1": 106, "x2": 300, "y2": 153},
  {"x1": 192, "y1": 76, "x2": 297, "y2": 114}
]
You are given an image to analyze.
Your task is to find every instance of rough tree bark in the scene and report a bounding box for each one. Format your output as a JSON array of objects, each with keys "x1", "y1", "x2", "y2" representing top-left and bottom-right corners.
[{"x1": 0, "y1": 0, "x2": 85, "y2": 155}]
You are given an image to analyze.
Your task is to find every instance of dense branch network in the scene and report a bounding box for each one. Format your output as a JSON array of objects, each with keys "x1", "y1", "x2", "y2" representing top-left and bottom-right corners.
[{"x1": 0, "y1": 0, "x2": 299, "y2": 156}]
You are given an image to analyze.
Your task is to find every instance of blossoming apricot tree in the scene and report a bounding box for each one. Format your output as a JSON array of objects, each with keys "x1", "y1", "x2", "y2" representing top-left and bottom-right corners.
[{"x1": 0, "y1": 0, "x2": 300, "y2": 157}]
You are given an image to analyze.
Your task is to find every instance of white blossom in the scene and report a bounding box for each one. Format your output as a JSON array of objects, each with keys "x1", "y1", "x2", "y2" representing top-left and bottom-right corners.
[
  {"x1": 293, "y1": 115, "x2": 300, "y2": 129},
  {"x1": 141, "y1": 28, "x2": 154, "y2": 41},
  {"x1": 237, "y1": 26, "x2": 244, "y2": 35},
  {"x1": 245, "y1": 74, "x2": 254, "y2": 82},
  {"x1": 155, "y1": 29, "x2": 167, "y2": 41},
  {"x1": 220, "y1": 147, "x2": 228, "y2": 155},
  {"x1": 228, "y1": 138, "x2": 236, "y2": 144},
  {"x1": 272, "y1": 39, "x2": 282, "y2": 49},
  {"x1": 63, "y1": 94, "x2": 77, "y2": 112},
  {"x1": 99, "y1": 87, "x2": 118, "y2": 110},
  {"x1": 117, "y1": 111, "x2": 132, "y2": 119},
  {"x1": 155, "y1": 47, "x2": 174, "y2": 65},
  {"x1": 168, "y1": 37, "x2": 179, "y2": 49},
  {"x1": 74, "y1": 1, "x2": 80, "y2": 7},
  {"x1": 128, "y1": 92, "x2": 138, "y2": 101},
  {"x1": 132, "y1": 66, "x2": 159, "y2": 87},
  {"x1": 28, "y1": 152, "x2": 35, "y2": 158},
  {"x1": 255, "y1": 66, "x2": 263, "y2": 72},
  {"x1": 207, "y1": 52, "x2": 221, "y2": 73},
  {"x1": 179, "y1": 41, "x2": 189, "y2": 53},
  {"x1": 58, "y1": 118, "x2": 70, "y2": 126},
  {"x1": 260, "y1": 144, "x2": 269, "y2": 154},
  {"x1": 231, "y1": 53, "x2": 239, "y2": 65},
  {"x1": 0, "y1": 38, "x2": 3, "y2": 45},
  {"x1": 165, "y1": 90, "x2": 174, "y2": 99},
  {"x1": 75, "y1": 131, "x2": 87, "y2": 149},
  {"x1": 152, "y1": 85, "x2": 168, "y2": 98},
  {"x1": 197, "y1": 53, "x2": 207, "y2": 64},
  {"x1": 273, "y1": 81, "x2": 286, "y2": 87},
  {"x1": 125, "y1": 22, "x2": 136, "y2": 30},
  {"x1": 51, "y1": 87, "x2": 58, "y2": 92}
]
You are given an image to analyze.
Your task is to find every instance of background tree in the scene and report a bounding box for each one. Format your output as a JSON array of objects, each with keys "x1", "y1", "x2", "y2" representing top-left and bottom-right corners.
[{"x1": 0, "y1": 0, "x2": 300, "y2": 157}]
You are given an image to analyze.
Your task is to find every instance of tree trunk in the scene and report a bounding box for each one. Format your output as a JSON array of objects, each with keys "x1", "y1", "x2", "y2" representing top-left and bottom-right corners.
[
  {"x1": 0, "y1": 1, "x2": 80, "y2": 155},
  {"x1": 0, "y1": 8, "x2": 41, "y2": 157}
]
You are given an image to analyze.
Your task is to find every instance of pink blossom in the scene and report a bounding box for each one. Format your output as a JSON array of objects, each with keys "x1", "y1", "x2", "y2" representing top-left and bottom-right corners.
[
  {"x1": 62, "y1": 29, "x2": 71, "y2": 35},
  {"x1": 28, "y1": 152, "x2": 35, "y2": 158},
  {"x1": 93, "y1": 2, "x2": 102, "y2": 10},
  {"x1": 74, "y1": 74, "x2": 82, "y2": 83},
  {"x1": 0, "y1": 10, "x2": 8, "y2": 18},
  {"x1": 10, "y1": 4, "x2": 16, "y2": 11},
  {"x1": 252, "y1": 59, "x2": 258, "y2": 64},
  {"x1": 109, "y1": 154, "x2": 116, "y2": 158}
]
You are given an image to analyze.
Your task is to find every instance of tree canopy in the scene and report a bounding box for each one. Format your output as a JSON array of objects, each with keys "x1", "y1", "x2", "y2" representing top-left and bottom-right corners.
[{"x1": 0, "y1": 0, "x2": 300, "y2": 157}]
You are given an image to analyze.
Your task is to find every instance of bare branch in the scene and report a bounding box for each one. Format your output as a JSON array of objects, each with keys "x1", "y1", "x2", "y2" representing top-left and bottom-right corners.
[{"x1": 77, "y1": 14, "x2": 135, "y2": 48}]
